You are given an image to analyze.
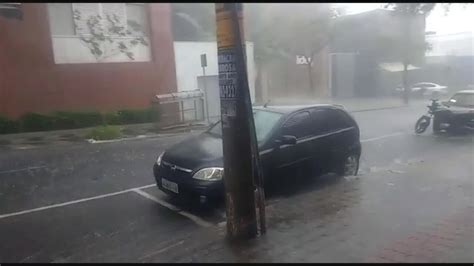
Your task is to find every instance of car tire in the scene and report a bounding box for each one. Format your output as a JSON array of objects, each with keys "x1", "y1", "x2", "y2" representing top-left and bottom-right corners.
[{"x1": 336, "y1": 153, "x2": 359, "y2": 177}]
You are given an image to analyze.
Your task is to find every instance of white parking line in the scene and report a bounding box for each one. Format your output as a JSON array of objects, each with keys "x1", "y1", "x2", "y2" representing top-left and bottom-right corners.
[
  {"x1": 139, "y1": 240, "x2": 185, "y2": 261},
  {"x1": 0, "y1": 166, "x2": 47, "y2": 175},
  {"x1": 361, "y1": 132, "x2": 406, "y2": 143},
  {"x1": 0, "y1": 184, "x2": 155, "y2": 220},
  {"x1": 0, "y1": 132, "x2": 409, "y2": 222},
  {"x1": 132, "y1": 189, "x2": 213, "y2": 228}
]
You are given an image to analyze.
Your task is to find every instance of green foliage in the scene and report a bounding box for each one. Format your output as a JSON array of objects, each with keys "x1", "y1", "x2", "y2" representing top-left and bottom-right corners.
[
  {"x1": 385, "y1": 3, "x2": 436, "y2": 16},
  {"x1": 0, "y1": 114, "x2": 20, "y2": 134},
  {"x1": 382, "y1": 3, "x2": 438, "y2": 63},
  {"x1": 104, "y1": 111, "x2": 121, "y2": 125},
  {"x1": 20, "y1": 113, "x2": 57, "y2": 132},
  {"x1": 86, "y1": 125, "x2": 122, "y2": 140},
  {"x1": 171, "y1": 3, "x2": 216, "y2": 41},
  {"x1": 53, "y1": 111, "x2": 104, "y2": 129},
  {"x1": 1, "y1": 107, "x2": 158, "y2": 134},
  {"x1": 245, "y1": 4, "x2": 334, "y2": 64},
  {"x1": 117, "y1": 108, "x2": 159, "y2": 125}
]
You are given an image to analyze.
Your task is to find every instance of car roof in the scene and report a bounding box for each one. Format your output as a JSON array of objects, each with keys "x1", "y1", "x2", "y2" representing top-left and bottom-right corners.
[
  {"x1": 454, "y1": 90, "x2": 474, "y2": 95},
  {"x1": 253, "y1": 104, "x2": 344, "y2": 114}
]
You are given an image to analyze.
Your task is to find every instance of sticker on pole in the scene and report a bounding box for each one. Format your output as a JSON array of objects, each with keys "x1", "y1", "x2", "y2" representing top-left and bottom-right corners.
[
  {"x1": 215, "y1": 4, "x2": 243, "y2": 48},
  {"x1": 216, "y1": 11, "x2": 234, "y2": 48},
  {"x1": 218, "y1": 48, "x2": 238, "y2": 99}
]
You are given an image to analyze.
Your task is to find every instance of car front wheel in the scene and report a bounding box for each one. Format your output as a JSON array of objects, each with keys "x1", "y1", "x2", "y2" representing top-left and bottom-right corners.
[{"x1": 336, "y1": 153, "x2": 359, "y2": 177}]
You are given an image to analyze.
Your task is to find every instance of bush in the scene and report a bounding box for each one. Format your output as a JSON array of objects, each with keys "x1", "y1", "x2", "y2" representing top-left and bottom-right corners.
[
  {"x1": 117, "y1": 108, "x2": 159, "y2": 124},
  {"x1": 20, "y1": 113, "x2": 56, "y2": 132},
  {"x1": 0, "y1": 114, "x2": 20, "y2": 134},
  {"x1": 2, "y1": 107, "x2": 159, "y2": 134},
  {"x1": 53, "y1": 111, "x2": 104, "y2": 129},
  {"x1": 104, "y1": 111, "x2": 121, "y2": 125},
  {"x1": 86, "y1": 125, "x2": 122, "y2": 140}
]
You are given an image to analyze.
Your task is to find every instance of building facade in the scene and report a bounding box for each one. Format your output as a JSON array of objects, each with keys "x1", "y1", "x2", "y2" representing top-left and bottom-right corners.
[
  {"x1": 0, "y1": 3, "x2": 177, "y2": 118},
  {"x1": 330, "y1": 9, "x2": 426, "y2": 97}
]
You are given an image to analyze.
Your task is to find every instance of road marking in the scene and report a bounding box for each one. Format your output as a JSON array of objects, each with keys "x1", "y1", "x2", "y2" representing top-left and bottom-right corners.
[
  {"x1": 0, "y1": 131, "x2": 409, "y2": 221},
  {"x1": 132, "y1": 189, "x2": 214, "y2": 228},
  {"x1": 139, "y1": 240, "x2": 185, "y2": 261},
  {"x1": 361, "y1": 132, "x2": 406, "y2": 143},
  {"x1": 0, "y1": 166, "x2": 47, "y2": 175},
  {"x1": 0, "y1": 184, "x2": 155, "y2": 220},
  {"x1": 132, "y1": 189, "x2": 180, "y2": 211}
]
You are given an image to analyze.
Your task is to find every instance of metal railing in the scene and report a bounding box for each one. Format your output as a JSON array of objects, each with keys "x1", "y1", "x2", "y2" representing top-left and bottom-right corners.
[{"x1": 152, "y1": 89, "x2": 206, "y2": 128}]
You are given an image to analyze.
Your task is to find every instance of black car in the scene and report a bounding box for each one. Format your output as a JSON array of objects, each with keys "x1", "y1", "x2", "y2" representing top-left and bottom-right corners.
[
  {"x1": 153, "y1": 104, "x2": 361, "y2": 203},
  {"x1": 436, "y1": 90, "x2": 474, "y2": 133}
]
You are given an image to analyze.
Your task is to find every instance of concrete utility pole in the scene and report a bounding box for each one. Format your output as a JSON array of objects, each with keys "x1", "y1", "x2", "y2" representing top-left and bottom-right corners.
[{"x1": 215, "y1": 3, "x2": 265, "y2": 240}]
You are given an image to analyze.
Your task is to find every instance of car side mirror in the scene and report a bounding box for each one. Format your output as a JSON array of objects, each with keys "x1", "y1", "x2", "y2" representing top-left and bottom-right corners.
[{"x1": 275, "y1": 135, "x2": 297, "y2": 146}]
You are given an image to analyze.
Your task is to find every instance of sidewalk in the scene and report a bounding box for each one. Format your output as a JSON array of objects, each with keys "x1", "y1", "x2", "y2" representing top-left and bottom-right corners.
[
  {"x1": 270, "y1": 96, "x2": 424, "y2": 113},
  {"x1": 0, "y1": 122, "x2": 208, "y2": 150},
  {"x1": 0, "y1": 97, "x2": 420, "y2": 150},
  {"x1": 139, "y1": 143, "x2": 473, "y2": 263}
]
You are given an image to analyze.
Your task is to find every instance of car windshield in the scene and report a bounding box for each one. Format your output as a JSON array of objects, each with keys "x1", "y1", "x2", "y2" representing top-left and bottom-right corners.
[
  {"x1": 449, "y1": 93, "x2": 474, "y2": 107},
  {"x1": 207, "y1": 109, "x2": 283, "y2": 143}
]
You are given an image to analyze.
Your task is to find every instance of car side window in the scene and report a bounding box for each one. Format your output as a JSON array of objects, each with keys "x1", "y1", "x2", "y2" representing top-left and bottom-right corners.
[
  {"x1": 330, "y1": 109, "x2": 354, "y2": 130},
  {"x1": 311, "y1": 109, "x2": 352, "y2": 134},
  {"x1": 281, "y1": 111, "x2": 312, "y2": 139},
  {"x1": 310, "y1": 109, "x2": 329, "y2": 135}
]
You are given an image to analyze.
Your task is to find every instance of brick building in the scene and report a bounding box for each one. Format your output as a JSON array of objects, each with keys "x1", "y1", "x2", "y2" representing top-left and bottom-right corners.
[{"x1": 0, "y1": 3, "x2": 177, "y2": 118}]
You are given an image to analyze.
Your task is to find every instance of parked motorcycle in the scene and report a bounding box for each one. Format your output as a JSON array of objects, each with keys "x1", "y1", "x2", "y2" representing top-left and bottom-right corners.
[{"x1": 414, "y1": 99, "x2": 445, "y2": 134}]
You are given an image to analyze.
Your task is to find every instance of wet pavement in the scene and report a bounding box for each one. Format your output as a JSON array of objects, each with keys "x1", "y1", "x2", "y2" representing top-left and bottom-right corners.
[{"x1": 0, "y1": 103, "x2": 473, "y2": 262}]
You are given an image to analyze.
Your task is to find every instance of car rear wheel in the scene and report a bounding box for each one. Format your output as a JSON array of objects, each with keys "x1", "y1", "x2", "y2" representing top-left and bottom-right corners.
[{"x1": 336, "y1": 153, "x2": 359, "y2": 177}]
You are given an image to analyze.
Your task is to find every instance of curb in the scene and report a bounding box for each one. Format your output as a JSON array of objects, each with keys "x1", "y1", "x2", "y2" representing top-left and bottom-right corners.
[
  {"x1": 349, "y1": 105, "x2": 407, "y2": 113},
  {"x1": 86, "y1": 131, "x2": 196, "y2": 144},
  {"x1": 1, "y1": 130, "x2": 205, "y2": 150},
  {"x1": 0, "y1": 104, "x2": 412, "y2": 150}
]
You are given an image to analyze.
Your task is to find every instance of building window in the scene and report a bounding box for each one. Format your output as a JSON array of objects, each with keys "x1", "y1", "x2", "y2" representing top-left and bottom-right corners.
[
  {"x1": 47, "y1": 3, "x2": 148, "y2": 37},
  {"x1": 126, "y1": 3, "x2": 149, "y2": 36},
  {"x1": 47, "y1": 3, "x2": 151, "y2": 64}
]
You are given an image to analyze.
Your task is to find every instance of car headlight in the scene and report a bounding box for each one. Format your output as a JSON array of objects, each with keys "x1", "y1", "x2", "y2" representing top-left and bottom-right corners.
[
  {"x1": 192, "y1": 167, "x2": 224, "y2": 181},
  {"x1": 156, "y1": 152, "x2": 164, "y2": 166}
]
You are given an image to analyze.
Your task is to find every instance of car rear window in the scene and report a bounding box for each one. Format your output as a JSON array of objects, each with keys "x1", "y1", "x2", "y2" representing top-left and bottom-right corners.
[
  {"x1": 450, "y1": 93, "x2": 474, "y2": 107},
  {"x1": 281, "y1": 111, "x2": 312, "y2": 139}
]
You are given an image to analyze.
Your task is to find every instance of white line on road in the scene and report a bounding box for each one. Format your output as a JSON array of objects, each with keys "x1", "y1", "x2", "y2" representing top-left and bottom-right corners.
[
  {"x1": 139, "y1": 240, "x2": 185, "y2": 261},
  {"x1": 0, "y1": 184, "x2": 155, "y2": 220},
  {"x1": 0, "y1": 166, "x2": 47, "y2": 175},
  {"x1": 0, "y1": 132, "x2": 409, "y2": 221},
  {"x1": 132, "y1": 189, "x2": 213, "y2": 228},
  {"x1": 361, "y1": 132, "x2": 406, "y2": 143}
]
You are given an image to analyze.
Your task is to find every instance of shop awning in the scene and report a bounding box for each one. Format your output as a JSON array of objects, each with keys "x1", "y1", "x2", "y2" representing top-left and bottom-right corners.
[{"x1": 379, "y1": 62, "x2": 419, "y2": 72}]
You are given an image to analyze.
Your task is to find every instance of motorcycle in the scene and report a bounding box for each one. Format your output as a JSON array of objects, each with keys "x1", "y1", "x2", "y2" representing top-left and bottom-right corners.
[{"x1": 414, "y1": 99, "x2": 445, "y2": 134}]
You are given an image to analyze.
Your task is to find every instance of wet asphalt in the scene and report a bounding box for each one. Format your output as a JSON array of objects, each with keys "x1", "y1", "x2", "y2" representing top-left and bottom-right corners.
[{"x1": 0, "y1": 103, "x2": 473, "y2": 262}]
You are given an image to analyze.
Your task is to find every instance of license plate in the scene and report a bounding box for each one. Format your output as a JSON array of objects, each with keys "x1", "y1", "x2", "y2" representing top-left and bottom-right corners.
[{"x1": 161, "y1": 178, "x2": 178, "y2": 194}]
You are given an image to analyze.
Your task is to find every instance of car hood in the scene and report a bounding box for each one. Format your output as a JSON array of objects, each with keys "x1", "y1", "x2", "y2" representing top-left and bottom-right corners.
[{"x1": 162, "y1": 133, "x2": 223, "y2": 170}]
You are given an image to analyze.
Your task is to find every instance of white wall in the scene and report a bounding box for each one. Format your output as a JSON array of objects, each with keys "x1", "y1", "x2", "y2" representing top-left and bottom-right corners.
[
  {"x1": 173, "y1": 41, "x2": 256, "y2": 102},
  {"x1": 51, "y1": 36, "x2": 151, "y2": 64},
  {"x1": 426, "y1": 32, "x2": 474, "y2": 57}
]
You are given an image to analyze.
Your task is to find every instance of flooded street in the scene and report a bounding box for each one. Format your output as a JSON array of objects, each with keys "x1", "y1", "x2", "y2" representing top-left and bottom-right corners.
[
  {"x1": 1, "y1": 103, "x2": 472, "y2": 262},
  {"x1": 1, "y1": 2, "x2": 473, "y2": 263}
]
